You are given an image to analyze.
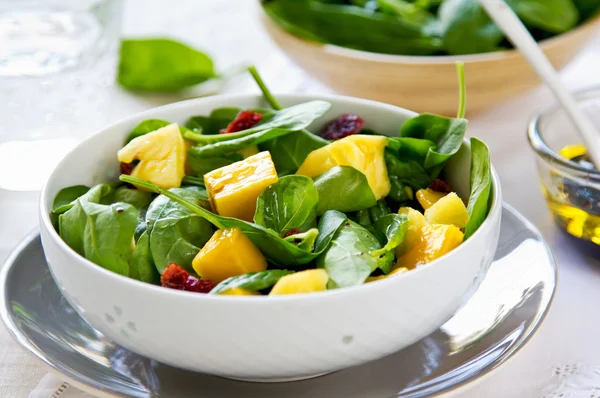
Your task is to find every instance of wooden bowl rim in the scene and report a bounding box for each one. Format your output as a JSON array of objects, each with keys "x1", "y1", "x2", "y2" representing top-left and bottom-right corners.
[{"x1": 260, "y1": 10, "x2": 600, "y2": 65}]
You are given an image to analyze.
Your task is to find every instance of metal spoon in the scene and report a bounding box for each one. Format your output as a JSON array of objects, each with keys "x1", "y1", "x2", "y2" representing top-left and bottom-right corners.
[{"x1": 480, "y1": 0, "x2": 600, "y2": 167}]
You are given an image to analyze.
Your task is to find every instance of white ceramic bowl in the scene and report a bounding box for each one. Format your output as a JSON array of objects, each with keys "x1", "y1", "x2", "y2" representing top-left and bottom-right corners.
[{"x1": 39, "y1": 93, "x2": 502, "y2": 380}]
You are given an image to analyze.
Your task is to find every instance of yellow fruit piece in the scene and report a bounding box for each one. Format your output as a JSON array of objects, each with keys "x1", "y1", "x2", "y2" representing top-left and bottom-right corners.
[
  {"x1": 220, "y1": 288, "x2": 260, "y2": 296},
  {"x1": 269, "y1": 269, "x2": 329, "y2": 295},
  {"x1": 395, "y1": 207, "x2": 427, "y2": 257},
  {"x1": 238, "y1": 145, "x2": 259, "y2": 159},
  {"x1": 396, "y1": 224, "x2": 464, "y2": 269},
  {"x1": 424, "y1": 192, "x2": 470, "y2": 228},
  {"x1": 365, "y1": 267, "x2": 408, "y2": 283},
  {"x1": 204, "y1": 151, "x2": 278, "y2": 222},
  {"x1": 118, "y1": 123, "x2": 186, "y2": 190},
  {"x1": 296, "y1": 135, "x2": 390, "y2": 200},
  {"x1": 416, "y1": 188, "x2": 447, "y2": 210},
  {"x1": 192, "y1": 227, "x2": 267, "y2": 283}
]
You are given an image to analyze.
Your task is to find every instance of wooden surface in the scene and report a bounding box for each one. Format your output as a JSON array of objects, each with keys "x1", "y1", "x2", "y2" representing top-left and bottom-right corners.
[{"x1": 262, "y1": 13, "x2": 600, "y2": 116}]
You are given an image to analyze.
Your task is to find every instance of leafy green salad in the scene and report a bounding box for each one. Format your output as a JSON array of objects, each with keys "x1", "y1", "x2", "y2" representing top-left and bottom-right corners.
[
  {"x1": 52, "y1": 65, "x2": 493, "y2": 296},
  {"x1": 262, "y1": 0, "x2": 600, "y2": 56}
]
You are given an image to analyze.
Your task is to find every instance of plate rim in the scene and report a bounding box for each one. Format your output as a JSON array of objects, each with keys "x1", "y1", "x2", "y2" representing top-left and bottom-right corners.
[{"x1": 0, "y1": 203, "x2": 557, "y2": 398}]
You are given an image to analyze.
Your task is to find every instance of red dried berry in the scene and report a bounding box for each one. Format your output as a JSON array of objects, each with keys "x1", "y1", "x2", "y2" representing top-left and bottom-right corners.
[
  {"x1": 428, "y1": 179, "x2": 452, "y2": 193},
  {"x1": 319, "y1": 114, "x2": 364, "y2": 140},
  {"x1": 282, "y1": 228, "x2": 302, "y2": 238},
  {"x1": 220, "y1": 110, "x2": 263, "y2": 134},
  {"x1": 120, "y1": 162, "x2": 136, "y2": 175},
  {"x1": 161, "y1": 263, "x2": 214, "y2": 293}
]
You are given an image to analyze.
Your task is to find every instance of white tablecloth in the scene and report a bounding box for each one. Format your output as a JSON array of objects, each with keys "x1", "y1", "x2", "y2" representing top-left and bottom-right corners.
[{"x1": 2, "y1": 1, "x2": 600, "y2": 396}]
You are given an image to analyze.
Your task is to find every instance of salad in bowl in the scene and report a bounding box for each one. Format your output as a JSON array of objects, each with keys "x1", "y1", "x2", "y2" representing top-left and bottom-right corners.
[{"x1": 39, "y1": 66, "x2": 501, "y2": 379}]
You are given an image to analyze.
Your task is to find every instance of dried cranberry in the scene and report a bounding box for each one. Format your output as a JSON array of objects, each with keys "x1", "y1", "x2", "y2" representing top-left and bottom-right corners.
[
  {"x1": 220, "y1": 110, "x2": 263, "y2": 134},
  {"x1": 428, "y1": 179, "x2": 452, "y2": 193},
  {"x1": 120, "y1": 162, "x2": 136, "y2": 175},
  {"x1": 319, "y1": 114, "x2": 364, "y2": 140},
  {"x1": 282, "y1": 228, "x2": 302, "y2": 238},
  {"x1": 161, "y1": 263, "x2": 214, "y2": 293}
]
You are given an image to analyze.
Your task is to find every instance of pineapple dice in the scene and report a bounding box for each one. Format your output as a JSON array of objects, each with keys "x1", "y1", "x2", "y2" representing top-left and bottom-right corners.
[
  {"x1": 220, "y1": 288, "x2": 260, "y2": 296},
  {"x1": 269, "y1": 269, "x2": 329, "y2": 295},
  {"x1": 396, "y1": 224, "x2": 464, "y2": 269},
  {"x1": 192, "y1": 227, "x2": 267, "y2": 283},
  {"x1": 118, "y1": 123, "x2": 186, "y2": 190},
  {"x1": 395, "y1": 207, "x2": 427, "y2": 257},
  {"x1": 365, "y1": 266, "x2": 408, "y2": 283},
  {"x1": 296, "y1": 135, "x2": 390, "y2": 200},
  {"x1": 204, "y1": 151, "x2": 278, "y2": 222},
  {"x1": 416, "y1": 188, "x2": 447, "y2": 210},
  {"x1": 424, "y1": 192, "x2": 470, "y2": 228}
]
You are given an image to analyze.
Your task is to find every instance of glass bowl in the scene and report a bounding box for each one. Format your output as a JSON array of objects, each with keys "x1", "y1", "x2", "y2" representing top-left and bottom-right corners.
[{"x1": 528, "y1": 87, "x2": 600, "y2": 245}]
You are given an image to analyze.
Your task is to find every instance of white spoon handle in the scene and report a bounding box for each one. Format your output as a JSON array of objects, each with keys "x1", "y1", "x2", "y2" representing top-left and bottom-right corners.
[{"x1": 480, "y1": 0, "x2": 600, "y2": 166}]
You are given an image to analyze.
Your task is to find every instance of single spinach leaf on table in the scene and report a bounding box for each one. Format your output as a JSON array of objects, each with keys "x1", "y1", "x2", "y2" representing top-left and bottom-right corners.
[
  {"x1": 313, "y1": 166, "x2": 377, "y2": 215},
  {"x1": 129, "y1": 231, "x2": 160, "y2": 284},
  {"x1": 58, "y1": 186, "x2": 138, "y2": 276},
  {"x1": 254, "y1": 175, "x2": 319, "y2": 235},
  {"x1": 317, "y1": 214, "x2": 393, "y2": 288},
  {"x1": 146, "y1": 186, "x2": 214, "y2": 274},
  {"x1": 52, "y1": 185, "x2": 90, "y2": 214},
  {"x1": 122, "y1": 175, "x2": 345, "y2": 266},
  {"x1": 211, "y1": 270, "x2": 295, "y2": 294},
  {"x1": 118, "y1": 39, "x2": 216, "y2": 92},
  {"x1": 505, "y1": 0, "x2": 579, "y2": 33},
  {"x1": 438, "y1": 0, "x2": 504, "y2": 55},
  {"x1": 464, "y1": 137, "x2": 493, "y2": 239},
  {"x1": 370, "y1": 214, "x2": 409, "y2": 265}
]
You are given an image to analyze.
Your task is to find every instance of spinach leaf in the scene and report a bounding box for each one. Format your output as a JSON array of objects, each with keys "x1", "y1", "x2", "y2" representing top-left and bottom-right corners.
[
  {"x1": 122, "y1": 175, "x2": 345, "y2": 266},
  {"x1": 187, "y1": 152, "x2": 243, "y2": 176},
  {"x1": 58, "y1": 186, "x2": 138, "y2": 276},
  {"x1": 112, "y1": 186, "x2": 154, "y2": 209},
  {"x1": 506, "y1": 0, "x2": 579, "y2": 33},
  {"x1": 188, "y1": 128, "x2": 296, "y2": 158},
  {"x1": 124, "y1": 120, "x2": 192, "y2": 144},
  {"x1": 370, "y1": 214, "x2": 409, "y2": 261},
  {"x1": 376, "y1": 0, "x2": 436, "y2": 24},
  {"x1": 385, "y1": 151, "x2": 432, "y2": 202},
  {"x1": 146, "y1": 186, "x2": 214, "y2": 274},
  {"x1": 52, "y1": 185, "x2": 90, "y2": 214},
  {"x1": 464, "y1": 137, "x2": 493, "y2": 239},
  {"x1": 260, "y1": 131, "x2": 328, "y2": 174},
  {"x1": 129, "y1": 231, "x2": 160, "y2": 284},
  {"x1": 386, "y1": 137, "x2": 435, "y2": 165},
  {"x1": 254, "y1": 175, "x2": 319, "y2": 235},
  {"x1": 355, "y1": 200, "x2": 391, "y2": 234},
  {"x1": 118, "y1": 39, "x2": 216, "y2": 92},
  {"x1": 314, "y1": 210, "x2": 349, "y2": 252},
  {"x1": 573, "y1": 0, "x2": 600, "y2": 20},
  {"x1": 55, "y1": 183, "x2": 115, "y2": 217},
  {"x1": 262, "y1": 1, "x2": 443, "y2": 55},
  {"x1": 186, "y1": 108, "x2": 241, "y2": 134},
  {"x1": 400, "y1": 115, "x2": 467, "y2": 171},
  {"x1": 313, "y1": 166, "x2": 377, "y2": 215},
  {"x1": 317, "y1": 217, "x2": 391, "y2": 288},
  {"x1": 181, "y1": 175, "x2": 207, "y2": 189},
  {"x1": 439, "y1": 0, "x2": 504, "y2": 55},
  {"x1": 284, "y1": 228, "x2": 319, "y2": 252},
  {"x1": 210, "y1": 270, "x2": 295, "y2": 294}
]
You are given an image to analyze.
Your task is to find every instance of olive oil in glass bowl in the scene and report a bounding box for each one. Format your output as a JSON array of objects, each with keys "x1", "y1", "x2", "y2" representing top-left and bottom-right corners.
[{"x1": 529, "y1": 88, "x2": 600, "y2": 245}]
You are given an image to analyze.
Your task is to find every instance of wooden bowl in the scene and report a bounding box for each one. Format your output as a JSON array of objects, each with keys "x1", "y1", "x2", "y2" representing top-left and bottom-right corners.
[{"x1": 261, "y1": 12, "x2": 600, "y2": 116}]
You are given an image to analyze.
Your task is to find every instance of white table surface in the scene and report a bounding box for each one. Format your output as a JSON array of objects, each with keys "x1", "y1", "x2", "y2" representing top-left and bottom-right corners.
[{"x1": 2, "y1": 1, "x2": 600, "y2": 397}]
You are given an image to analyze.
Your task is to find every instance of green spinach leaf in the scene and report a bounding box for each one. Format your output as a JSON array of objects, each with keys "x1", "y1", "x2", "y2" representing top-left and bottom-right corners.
[
  {"x1": 573, "y1": 0, "x2": 600, "y2": 20},
  {"x1": 284, "y1": 228, "x2": 320, "y2": 252},
  {"x1": 52, "y1": 185, "x2": 90, "y2": 214},
  {"x1": 464, "y1": 137, "x2": 493, "y2": 239},
  {"x1": 385, "y1": 151, "x2": 432, "y2": 202},
  {"x1": 259, "y1": 130, "x2": 328, "y2": 174},
  {"x1": 129, "y1": 231, "x2": 160, "y2": 284},
  {"x1": 313, "y1": 166, "x2": 377, "y2": 215},
  {"x1": 370, "y1": 214, "x2": 409, "y2": 263},
  {"x1": 112, "y1": 186, "x2": 154, "y2": 209},
  {"x1": 187, "y1": 152, "x2": 243, "y2": 176},
  {"x1": 188, "y1": 128, "x2": 296, "y2": 158},
  {"x1": 118, "y1": 39, "x2": 216, "y2": 92},
  {"x1": 355, "y1": 200, "x2": 391, "y2": 234},
  {"x1": 210, "y1": 270, "x2": 295, "y2": 294},
  {"x1": 376, "y1": 0, "x2": 436, "y2": 24},
  {"x1": 386, "y1": 137, "x2": 435, "y2": 165},
  {"x1": 186, "y1": 107, "x2": 241, "y2": 134},
  {"x1": 506, "y1": 0, "x2": 578, "y2": 33},
  {"x1": 254, "y1": 175, "x2": 319, "y2": 235}
]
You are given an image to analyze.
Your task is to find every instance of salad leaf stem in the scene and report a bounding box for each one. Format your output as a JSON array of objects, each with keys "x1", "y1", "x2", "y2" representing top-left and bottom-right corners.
[
  {"x1": 456, "y1": 61, "x2": 466, "y2": 119},
  {"x1": 248, "y1": 65, "x2": 282, "y2": 110}
]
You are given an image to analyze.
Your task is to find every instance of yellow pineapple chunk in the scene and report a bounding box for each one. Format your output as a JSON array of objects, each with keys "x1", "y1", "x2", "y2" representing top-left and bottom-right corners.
[
  {"x1": 296, "y1": 135, "x2": 390, "y2": 200},
  {"x1": 395, "y1": 207, "x2": 427, "y2": 256},
  {"x1": 424, "y1": 192, "x2": 469, "y2": 228},
  {"x1": 396, "y1": 224, "x2": 463, "y2": 269},
  {"x1": 118, "y1": 123, "x2": 186, "y2": 190},
  {"x1": 192, "y1": 227, "x2": 267, "y2": 283},
  {"x1": 366, "y1": 267, "x2": 408, "y2": 283},
  {"x1": 416, "y1": 188, "x2": 447, "y2": 210},
  {"x1": 269, "y1": 269, "x2": 329, "y2": 295},
  {"x1": 220, "y1": 288, "x2": 260, "y2": 296},
  {"x1": 204, "y1": 151, "x2": 278, "y2": 222}
]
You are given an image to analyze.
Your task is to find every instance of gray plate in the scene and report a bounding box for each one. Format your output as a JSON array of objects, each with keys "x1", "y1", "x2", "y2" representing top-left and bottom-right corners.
[{"x1": 1, "y1": 204, "x2": 556, "y2": 398}]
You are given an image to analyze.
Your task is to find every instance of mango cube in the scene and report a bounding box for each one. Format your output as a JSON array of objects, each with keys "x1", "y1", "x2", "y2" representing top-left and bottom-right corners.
[
  {"x1": 204, "y1": 151, "x2": 278, "y2": 222},
  {"x1": 220, "y1": 288, "x2": 260, "y2": 296},
  {"x1": 395, "y1": 207, "x2": 427, "y2": 257},
  {"x1": 269, "y1": 269, "x2": 329, "y2": 295},
  {"x1": 192, "y1": 227, "x2": 267, "y2": 283},
  {"x1": 396, "y1": 224, "x2": 464, "y2": 269},
  {"x1": 424, "y1": 192, "x2": 469, "y2": 228},
  {"x1": 118, "y1": 123, "x2": 186, "y2": 190},
  {"x1": 416, "y1": 188, "x2": 447, "y2": 210},
  {"x1": 296, "y1": 135, "x2": 390, "y2": 200}
]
